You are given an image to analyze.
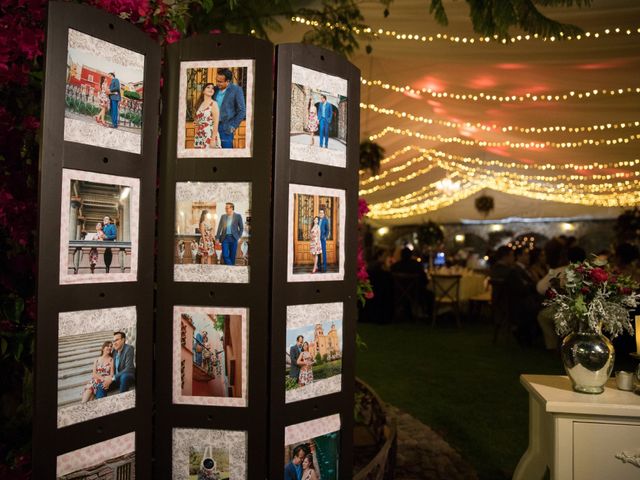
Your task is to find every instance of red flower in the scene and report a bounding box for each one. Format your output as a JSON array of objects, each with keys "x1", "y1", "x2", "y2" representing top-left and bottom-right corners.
[
  {"x1": 364, "y1": 290, "x2": 374, "y2": 299},
  {"x1": 545, "y1": 289, "x2": 557, "y2": 299},
  {"x1": 589, "y1": 267, "x2": 609, "y2": 283},
  {"x1": 620, "y1": 287, "x2": 632, "y2": 295},
  {"x1": 358, "y1": 197, "x2": 369, "y2": 220},
  {"x1": 580, "y1": 286, "x2": 590, "y2": 294},
  {"x1": 165, "y1": 28, "x2": 181, "y2": 44}
]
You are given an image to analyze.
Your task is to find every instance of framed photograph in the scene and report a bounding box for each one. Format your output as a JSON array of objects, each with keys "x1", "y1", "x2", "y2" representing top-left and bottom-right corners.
[
  {"x1": 174, "y1": 182, "x2": 251, "y2": 283},
  {"x1": 64, "y1": 28, "x2": 145, "y2": 154},
  {"x1": 285, "y1": 303, "x2": 343, "y2": 404},
  {"x1": 177, "y1": 60, "x2": 255, "y2": 158},
  {"x1": 57, "y1": 306, "x2": 137, "y2": 428},
  {"x1": 287, "y1": 184, "x2": 345, "y2": 282},
  {"x1": 172, "y1": 428, "x2": 247, "y2": 479},
  {"x1": 172, "y1": 306, "x2": 248, "y2": 407},
  {"x1": 56, "y1": 431, "x2": 135, "y2": 478},
  {"x1": 59, "y1": 169, "x2": 140, "y2": 285},
  {"x1": 284, "y1": 414, "x2": 340, "y2": 480},
  {"x1": 289, "y1": 64, "x2": 348, "y2": 168}
]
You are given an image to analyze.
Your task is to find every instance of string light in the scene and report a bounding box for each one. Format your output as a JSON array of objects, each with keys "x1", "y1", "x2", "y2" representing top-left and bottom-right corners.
[
  {"x1": 360, "y1": 103, "x2": 640, "y2": 136},
  {"x1": 362, "y1": 78, "x2": 640, "y2": 104},
  {"x1": 360, "y1": 150, "x2": 437, "y2": 186},
  {"x1": 360, "y1": 145, "x2": 640, "y2": 179},
  {"x1": 291, "y1": 16, "x2": 640, "y2": 46},
  {"x1": 359, "y1": 163, "x2": 438, "y2": 195},
  {"x1": 368, "y1": 126, "x2": 640, "y2": 150}
]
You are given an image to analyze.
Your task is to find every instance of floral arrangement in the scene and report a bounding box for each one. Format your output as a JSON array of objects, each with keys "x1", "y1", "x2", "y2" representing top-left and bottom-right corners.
[
  {"x1": 356, "y1": 198, "x2": 373, "y2": 305},
  {"x1": 474, "y1": 194, "x2": 494, "y2": 216},
  {"x1": 544, "y1": 259, "x2": 639, "y2": 338}
]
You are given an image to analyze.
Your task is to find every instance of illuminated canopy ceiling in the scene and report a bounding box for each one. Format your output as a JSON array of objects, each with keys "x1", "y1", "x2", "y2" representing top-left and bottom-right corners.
[{"x1": 277, "y1": 0, "x2": 640, "y2": 225}]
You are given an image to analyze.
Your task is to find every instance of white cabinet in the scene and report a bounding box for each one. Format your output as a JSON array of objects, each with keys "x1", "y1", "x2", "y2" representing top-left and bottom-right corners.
[{"x1": 514, "y1": 375, "x2": 640, "y2": 480}]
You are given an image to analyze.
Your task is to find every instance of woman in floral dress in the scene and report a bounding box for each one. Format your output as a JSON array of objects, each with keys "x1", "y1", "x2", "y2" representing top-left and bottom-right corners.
[
  {"x1": 88, "y1": 222, "x2": 105, "y2": 274},
  {"x1": 309, "y1": 216, "x2": 322, "y2": 273},
  {"x1": 193, "y1": 82, "x2": 221, "y2": 149},
  {"x1": 95, "y1": 76, "x2": 110, "y2": 126},
  {"x1": 297, "y1": 341, "x2": 314, "y2": 386},
  {"x1": 198, "y1": 209, "x2": 215, "y2": 265},
  {"x1": 307, "y1": 99, "x2": 319, "y2": 146},
  {"x1": 82, "y1": 340, "x2": 114, "y2": 402}
]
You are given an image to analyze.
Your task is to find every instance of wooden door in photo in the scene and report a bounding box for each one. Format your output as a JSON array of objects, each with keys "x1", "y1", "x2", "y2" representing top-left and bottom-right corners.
[{"x1": 293, "y1": 194, "x2": 338, "y2": 265}]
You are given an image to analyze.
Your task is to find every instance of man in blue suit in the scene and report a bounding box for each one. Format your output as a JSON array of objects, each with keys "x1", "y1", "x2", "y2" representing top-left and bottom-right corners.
[
  {"x1": 289, "y1": 335, "x2": 303, "y2": 383},
  {"x1": 215, "y1": 202, "x2": 244, "y2": 265},
  {"x1": 214, "y1": 68, "x2": 246, "y2": 148},
  {"x1": 108, "y1": 72, "x2": 121, "y2": 128},
  {"x1": 318, "y1": 207, "x2": 330, "y2": 272},
  {"x1": 284, "y1": 445, "x2": 307, "y2": 480},
  {"x1": 101, "y1": 331, "x2": 135, "y2": 397},
  {"x1": 317, "y1": 94, "x2": 333, "y2": 148}
]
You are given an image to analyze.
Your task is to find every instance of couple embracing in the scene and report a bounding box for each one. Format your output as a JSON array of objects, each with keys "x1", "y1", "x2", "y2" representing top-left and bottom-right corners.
[
  {"x1": 285, "y1": 444, "x2": 319, "y2": 480},
  {"x1": 81, "y1": 331, "x2": 135, "y2": 403}
]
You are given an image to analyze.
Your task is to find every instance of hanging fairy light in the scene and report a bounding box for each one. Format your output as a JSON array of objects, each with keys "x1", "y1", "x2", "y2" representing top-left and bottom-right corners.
[
  {"x1": 359, "y1": 103, "x2": 640, "y2": 135},
  {"x1": 291, "y1": 16, "x2": 640, "y2": 45},
  {"x1": 368, "y1": 126, "x2": 640, "y2": 150}
]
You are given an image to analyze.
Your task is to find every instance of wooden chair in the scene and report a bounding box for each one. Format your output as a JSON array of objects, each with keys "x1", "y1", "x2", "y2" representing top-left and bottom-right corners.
[
  {"x1": 431, "y1": 274, "x2": 462, "y2": 327},
  {"x1": 391, "y1": 272, "x2": 425, "y2": 322}
]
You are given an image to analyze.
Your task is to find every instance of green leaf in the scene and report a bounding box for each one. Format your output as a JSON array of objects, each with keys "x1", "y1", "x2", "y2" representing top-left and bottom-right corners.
[{"x1": 1, "y1": 338, "x2": 7, "y2": 355}]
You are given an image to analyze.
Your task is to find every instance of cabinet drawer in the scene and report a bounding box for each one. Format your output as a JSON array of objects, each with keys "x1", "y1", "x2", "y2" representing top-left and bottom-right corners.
[{"x1": 573, "y1": 421, "x2": 640, "y2": 480}]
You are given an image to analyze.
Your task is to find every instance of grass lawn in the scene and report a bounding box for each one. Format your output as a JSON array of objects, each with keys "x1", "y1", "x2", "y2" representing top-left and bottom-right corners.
[{"x1": 356, "y1": 321, "x2": 563, "y2": 480}]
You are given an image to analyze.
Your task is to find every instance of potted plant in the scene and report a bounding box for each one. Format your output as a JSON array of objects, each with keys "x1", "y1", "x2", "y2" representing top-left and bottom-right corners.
[{"x1": 544, "y1": 258, "x2": 639, "y2": 393}]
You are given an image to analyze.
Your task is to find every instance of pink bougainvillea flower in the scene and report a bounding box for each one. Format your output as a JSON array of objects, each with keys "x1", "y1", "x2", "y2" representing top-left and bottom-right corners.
[
  {"x1": 364, "y1": 290, "x2": 374, "y2": 299},
  {"x1": 165, "y1": 28, "x2": 181, "y2": 44}
]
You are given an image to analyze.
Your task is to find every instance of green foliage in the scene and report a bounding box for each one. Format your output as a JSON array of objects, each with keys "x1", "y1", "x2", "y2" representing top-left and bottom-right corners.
[
  {"x1": 65, "y1": 96, "x2": 100, "y2": 117},
  {"x1": 315, "y1": 352, "x2": 323, "y2": 365},
  {"x1": 313, "y1": 359, "x2": 341, "y2": 380},
  {"x1": 285, "y1": 375, "x2": 299, "y2": 391},
  {"x1": 123, "y1": 90, "x2": 141, "y2": 100},
  {"x1": 214, "y1": 315, "x2": 226, "y2": 331},
  {"x1": 120, "y1": 111, "x2": 142, "y2": 126},
  {"x1": 427, "y1": 0, "x2": 591, "y2": 39}
]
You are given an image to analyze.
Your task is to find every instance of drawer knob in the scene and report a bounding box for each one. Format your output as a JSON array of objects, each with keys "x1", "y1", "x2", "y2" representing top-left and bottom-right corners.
[{"x1": 615, "y1": 450, "x2": 640, "y2": 468}]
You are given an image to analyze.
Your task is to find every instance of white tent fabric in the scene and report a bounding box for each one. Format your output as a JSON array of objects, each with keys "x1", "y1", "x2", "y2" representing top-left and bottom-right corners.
[{"x1": 274, "y1": 0, "x2": 639, "y2": 225}]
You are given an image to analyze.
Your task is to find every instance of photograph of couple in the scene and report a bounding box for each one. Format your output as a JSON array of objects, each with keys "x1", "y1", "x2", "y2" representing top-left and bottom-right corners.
[
  {"x1": 57, "y1": 432, "x2": 135, "y2": 479},
  {"x1": 178, "y1": 60, "x2": 254, "y2": 158},
  {"x1": 174, "y1": 182, "x2": 251, "y2": 283},
  {"x1": 173, "y1": 307, "x2": 247, "y2": 407},
  {"x1": 284, "y1": 415, "x2": 340, "y2": 480},
  {"x1": 290, "y1": 64, "x2": 348, "y2": 168},
  {"x1": 285, "y1": 303, "x2": 343, "y2": 404},
  {"x1": 65, "y1": 28, "x2": 144, "y2": 154},
  {"x1": 57, "y1": 306, "x2": 136, "y2": 428},
  {"x1": 172, "y1": 428, "x2": 247, "y2": 480},
  {"x1": 288, "y1": 184, "x2": 346, "y2": 282},
  {"x1": 60, "y1": 169, "x2": 140, "y2": 285}
]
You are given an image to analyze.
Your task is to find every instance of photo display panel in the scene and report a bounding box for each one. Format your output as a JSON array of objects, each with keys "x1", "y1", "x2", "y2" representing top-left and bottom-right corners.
[
  {"x1": 270, "y1": 44, "x2": 360, "y2": 479},
  {"x1": 155, "y1": 34, "x2": 274, "y2": 479},
  {"x1": 35, "y1": 3, "x2": 160, "y2": 477}
]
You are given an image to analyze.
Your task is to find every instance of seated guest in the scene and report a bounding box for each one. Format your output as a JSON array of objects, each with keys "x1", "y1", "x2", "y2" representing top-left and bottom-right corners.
[
  {"x1": 528, "y1": 247, "x2": 548, "y2": 284},
  {"x1": 391, "y1": 247, "x2": 431, "y2": 320},
  {"x1": 507, "y1": 247, "x2": 541, "y2": 346},
  {"x1": 614, "y1": 243, "x2": 640, "y2": 283},
  {"x1": 536, "y1": 239, "x2": 570, "y2": 350},
  {"x1": 567, "y1": 245, "x2": 587, "y2": 264}
]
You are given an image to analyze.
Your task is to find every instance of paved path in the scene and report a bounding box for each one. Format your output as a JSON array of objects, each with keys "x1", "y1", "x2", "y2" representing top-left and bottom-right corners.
[{"x1": 389, "y1": 405, "x2": 479, "y2": 480}]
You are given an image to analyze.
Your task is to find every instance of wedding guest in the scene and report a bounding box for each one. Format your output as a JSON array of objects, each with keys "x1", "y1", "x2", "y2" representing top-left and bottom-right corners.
[
  {"x1": 214, "y1": 68, "x2": 246, "y2": 148},
  {"x1": 81, "y1": 341, "x2": 114, "y2": 402},
  {"x1": 309, "y1": 216, "x2": 322, "y2": 273},
  {"x1": 198, "y1": 210, "x2": 214, "y2": 265},
  {"x1": 95, "y1": 76, "x2": 110, "y2": 126},
  {"x1": 307, "y1": 99, "x2": 319, "y2": 146},
  {"x1": 193, "y1": 82, "x2": 221, "y2": 149},
  {"x1": 507, "y1": 247, "x2": 541, "y2": 346},
  {"x1": 284, "y1": 445, "x2": 308, "y2": 480},
  {"x1": 567, "y1": 245, "x2": 587, "y2": 263},
  {"x1": 301, "y1": 453, "x2": 319, "y2": 480},
  {"x1": 536, "y1": 239, "x2": 570, "y2": 350},
  {"x1": 527, "y1": 247, "x2": 548, "y2": 284},
  {"x1": 614, "y1": 242, "x2": 640, "y2": 283},
  {"x1": 297, "y1": 341, "x2": 314, "y2": 386}
]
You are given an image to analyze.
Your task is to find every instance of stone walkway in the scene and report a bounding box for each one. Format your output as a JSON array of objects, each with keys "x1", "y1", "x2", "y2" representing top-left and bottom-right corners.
[{"x1": 389, "y1": 405, "x2": 479, "y2": 480}]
